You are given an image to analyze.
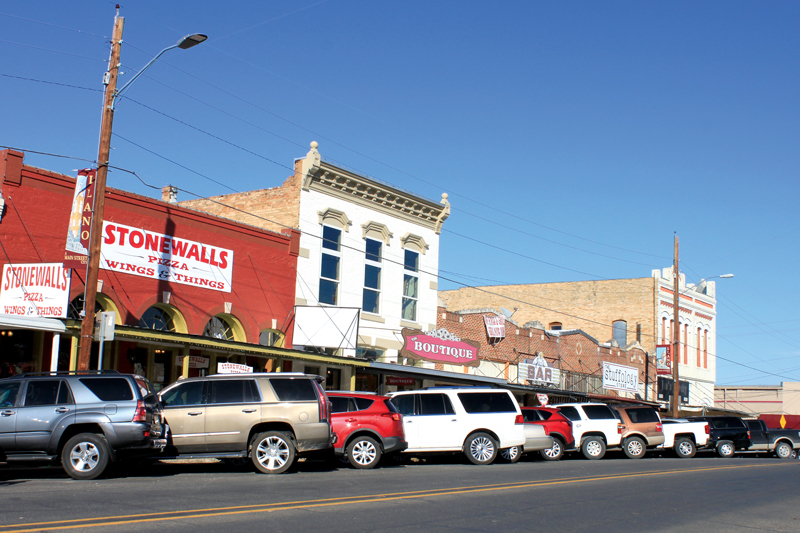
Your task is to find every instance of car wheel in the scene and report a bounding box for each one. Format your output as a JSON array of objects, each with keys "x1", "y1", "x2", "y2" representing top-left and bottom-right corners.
[
  {"x1": 464, "y1": 432, "x2": 498, "y2": 465},
  {"x1": 717, "y1": 441, "x2": 735, "y2": 458},
  {"x1": 775, "y1": 441, "x2": 793, "y2": 460},
  {"x1": 540, "y1": 438, "x2": 564, "y2": 461},
  {"x1": 581, "y1": 436, "x2": 606, "y2": 460},
  {"x1": 623, "y1": 436, "x2": 646, "y2": 459},
  {"x1": 500, "y1": 445, "x2": 522, "y2": 463},
  {"x1": 347, "y1": 436, "x2": 382, "y2": 469},
  {"x1": 674, "y1": 437, "x2": 696, "y2": 459},
  {"x1": 251, "y1": 431, "x2": 295, "y2": 474},
  {"x1": 61, "y1": 433, "x2": 110, "y2": 480}
]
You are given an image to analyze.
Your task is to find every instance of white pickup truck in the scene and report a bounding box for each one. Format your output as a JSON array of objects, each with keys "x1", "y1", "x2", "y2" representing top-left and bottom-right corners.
[{"x1": 658, "y1": 418, "x2": 710, "y2": 458}]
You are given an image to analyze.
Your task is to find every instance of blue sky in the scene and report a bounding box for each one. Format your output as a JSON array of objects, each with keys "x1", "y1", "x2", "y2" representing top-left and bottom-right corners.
[{"x1": 2, "y1": 1, "x2": 798, "y2": 385}]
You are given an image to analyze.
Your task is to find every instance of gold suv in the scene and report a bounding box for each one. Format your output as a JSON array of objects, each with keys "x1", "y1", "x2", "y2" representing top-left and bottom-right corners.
[{"x1": 159, "y1": 373, "x2": 332, "y2": 474}]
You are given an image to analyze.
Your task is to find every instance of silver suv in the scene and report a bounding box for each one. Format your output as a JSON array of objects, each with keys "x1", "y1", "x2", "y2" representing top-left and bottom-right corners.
[
  {"x1": 158, "y1": 373, "x2": 333, "y2": 474},
  {"x1": 0, "y1": 371, "x2": 166, "y2": 479}
]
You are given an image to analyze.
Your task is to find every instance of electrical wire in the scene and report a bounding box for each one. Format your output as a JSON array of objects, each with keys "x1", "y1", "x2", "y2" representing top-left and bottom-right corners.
[
  {"x1": 0, "y1": 12, "x2": 109, "y2": 38},
  {"x1": 0, "y1": 39, "x2": 108, "y2": 62}
]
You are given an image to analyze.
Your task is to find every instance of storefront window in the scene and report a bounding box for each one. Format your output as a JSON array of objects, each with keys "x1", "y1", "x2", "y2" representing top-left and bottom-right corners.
[
  {"x1": 0, "y1": 330, "x2": 36, "y2": 376},
  {"x1": 326, "y1": 368, "x2": 341, "y2": 390},
  {"x1": 152, "y1": 349, "x2": 173, "y2": 390}
]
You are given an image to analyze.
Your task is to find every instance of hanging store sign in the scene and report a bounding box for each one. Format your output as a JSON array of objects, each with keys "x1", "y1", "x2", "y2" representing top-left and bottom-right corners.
[
  {"x1": 519, "y1": 354, "x2": 560, "y2": 386},
  {"x1": 656, "y1": 344, "x2": 672, "y2": 376},
  {"x1": 400, "y1": 328, "x2": 480, "y2": 368},
  {"x1": 100, "y1": 221, "x2": 233, "y2": 293},
  {"x1": 386, "y1": 376, "x2": 416, "y2": 386},
  {"x1": 602, "y1": 362, "x2": 639, "y2": 393},
  {"x1": 537, "y1": 393, "x2": 549, "y2": 406},
  {"x1": 483, "y1": 315, "x2": 505, "y2": 339},
  {"x1": 217, "y1": 362, "x2": 253, "y2": 374},
  {"x1": 0, "y1": 263, "x2": 71, "y2": 318},
  {"x1": 174, "y1": 355, "x2": 210, "y2": 369},
  {"x1": 64, "y1": 169, "x2": 96, "y2": 270}
]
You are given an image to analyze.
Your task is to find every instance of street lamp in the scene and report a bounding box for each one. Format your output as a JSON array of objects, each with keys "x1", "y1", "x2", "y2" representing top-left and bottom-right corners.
[
  {"x1": 77, "y1": 11, "x2": 206, "y2": 370},
  {"x1": 669, "y1": 239, "x2": 732, "y2": 418}
]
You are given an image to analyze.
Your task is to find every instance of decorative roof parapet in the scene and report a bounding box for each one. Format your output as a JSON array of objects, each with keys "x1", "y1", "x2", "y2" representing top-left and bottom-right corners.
[{"x1": 300, "y1": 141, "x2": 450, "y2": 233}]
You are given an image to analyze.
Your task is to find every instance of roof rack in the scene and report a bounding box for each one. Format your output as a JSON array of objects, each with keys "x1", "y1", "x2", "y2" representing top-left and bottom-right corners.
[{"x1": 17, "y1": 370, "x2": 120, "y2": 377}]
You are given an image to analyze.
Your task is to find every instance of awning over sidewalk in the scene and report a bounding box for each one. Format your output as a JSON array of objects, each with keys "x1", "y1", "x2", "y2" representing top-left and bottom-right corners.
[
  {"x1": 369, "y1": 361, "x2": 508, "y2": 387},
  {"x1": 0, "y1": 315, "x2": 66, "y2": 333}
]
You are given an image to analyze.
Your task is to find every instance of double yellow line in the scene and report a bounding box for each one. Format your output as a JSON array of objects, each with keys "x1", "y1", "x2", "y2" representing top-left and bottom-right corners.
[{"x1": 0, "y1": 463, "x2": 787, "y2": 532}]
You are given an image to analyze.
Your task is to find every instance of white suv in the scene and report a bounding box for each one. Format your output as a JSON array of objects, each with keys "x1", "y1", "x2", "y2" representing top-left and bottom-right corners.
[
  {"x1": 389, "y1": 388, "x2": 525, "y2": 465},
  {"x1": 553, "y1": 403, "x2": 623, "y2": 460}
]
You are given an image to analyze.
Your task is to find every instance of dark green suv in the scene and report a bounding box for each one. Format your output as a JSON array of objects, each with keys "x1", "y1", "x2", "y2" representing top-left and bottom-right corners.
[{"x1": 0, "y1": 371, "x2": 165, "y2": 479}]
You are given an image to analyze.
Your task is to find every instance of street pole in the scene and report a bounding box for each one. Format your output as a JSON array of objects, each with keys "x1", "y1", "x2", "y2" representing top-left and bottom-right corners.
[
  {"x1": 77, "y1": 13, "x2": 124, "y2": 370},
  {"x1": 670, "y1": 235, "x2": 680, "y2": 418}
]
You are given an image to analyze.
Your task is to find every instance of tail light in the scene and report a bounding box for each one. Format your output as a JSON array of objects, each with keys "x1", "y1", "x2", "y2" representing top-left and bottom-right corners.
[
  {"x1": 704, "y1": 423, "x2": 710, "y2": 434},
  {"x1": 543, "y1": 426, "x2": 550, "y2": 435},
  {"x1": 515, "y1": 414, "x2": 524, "y2": 424},
  {"x1": 382, "y1": 412, "x2": 401, "y2": 422},
  {"x1": 617, "y1": 423, "x2": 624, "y2": 434},
  {"x1": 132, "y1": 400, "x2": 147, "y2": 423},
  {"x1": 312, "y1": 381, "x2": 329, "y2": 422},
  {"x1": 747, "y1": 431, "x2": 751, "y2": 439},
  {"x1": 656, "y1": 423, "x2": 663, "y2": 432}
]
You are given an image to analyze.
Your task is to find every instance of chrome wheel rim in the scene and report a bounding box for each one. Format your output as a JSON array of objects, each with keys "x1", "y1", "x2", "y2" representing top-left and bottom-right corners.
[
  {"x1": 501, "y1": 446, "x2": 519, "y2": 461},
  {"x1": 256, "y1": 436, "x2": 290, "y2": 470},
  {"x1": 586, "y1": 440, "x2": 602, "y2": 456},
  {"x1": 627, "y1": 440, "x2": 643, "y2": 456},
  {"x1": 544, "y1": 441, "x2": 561, "y2": 458},
  {"x1": 677, "y1": 441, "x2": 693, "y2": 456},
  {"x1": 351, "y1": 440, "x2": 378, "y2": 466},
  {"x1": 470, "y1": 437, "x2": 495, "y2": 462},
  {"x1": 720, "y1": 443, "x2": 734, "y2": 456},
  {"x1": 777, "y1": 443, "x2": 791, "y2": 458},
  {"x1": 69, "y1": 442, "x2": 100, "y2": 472}
]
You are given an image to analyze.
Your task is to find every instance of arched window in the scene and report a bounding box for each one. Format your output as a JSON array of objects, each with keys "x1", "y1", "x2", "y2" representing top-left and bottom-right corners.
[
  {"x1": 139, "y1": 306, "x2": 176, "y2": 332},
  {"x1": 68, "y1": 295, "x2": 103, "y2": 320},
  {"x1": 259, "y1": 330, "x2": 283, "y2": 347},
  {"x1": 548, "y1": 322, "x2": 562, "y2": 331},
  {"x1": 612, "y1": 320, "x2": 627, "y2": 347},
  {"x1": 203, "y1": 316, "x2": 235, "y2": 341}
]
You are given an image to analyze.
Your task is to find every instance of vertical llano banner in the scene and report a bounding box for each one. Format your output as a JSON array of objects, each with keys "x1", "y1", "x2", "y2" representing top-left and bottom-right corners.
[
  {"x1": 100, "y1": 221, "x2": 233, "y2": 293},
  {"x1": 656, "y1": 344, "x2": 672, "y2": 376},
  {"x1": 64, "y1": 169, "x2": 96, "y2": 270},
  {"x1": 0, "y1": 263, "x2": 71, "y2": 318}
]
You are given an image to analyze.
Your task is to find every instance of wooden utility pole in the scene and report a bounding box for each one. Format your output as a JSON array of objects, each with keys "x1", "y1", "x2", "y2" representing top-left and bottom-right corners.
[
  {"x1": 670, "y1": 235, "x2": 680, "y2": 418},
  {"x1": 77, "y1": 12, "x2": 124, "y2": 370}
]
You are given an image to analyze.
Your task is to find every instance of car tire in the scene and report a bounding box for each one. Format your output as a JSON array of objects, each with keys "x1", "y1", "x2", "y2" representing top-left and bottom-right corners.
[
  {"x1": 540, "y1": 438, "x2": 564, "y2": 461},
  {"x1": 581, "y1": 436, "x2": 606, "y2": 460},
  {"x1": 674, "y1": 437, "x2": 696, "y2": 459},
  {"x1": 61, "y1": 433, "x2": 110, "y2": 480},
  {"x1": 623, "y1": 436, "x2": 646, "y2": 459},
  {"x1": 464, "y1": 432, "x2": 498, "y2": 465},
  {"x1": 347, "y1": 436, "x2": 382, "y2": 469},
  {"x1": 717, "y1": 440, "x2": 735, "y2": 458},
  {"x1": 499, "y1": 445, "x2": 522, "y2": 463},
  {"x1": 775, "y1": 441, "x2": 793, "y2": 460},
  {"x1": 251, "y1": 431, "x2": 295, "y2": 474}
]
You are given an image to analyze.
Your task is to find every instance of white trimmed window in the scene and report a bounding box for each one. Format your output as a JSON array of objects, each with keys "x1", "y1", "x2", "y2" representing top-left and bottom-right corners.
[
  {"x1": 402, "y1": 249, "x2": 419, "y2": 322},
  {"x1": 319, "y1": 225, "x2": 341, "y2": 305},
  {"x1": 363, "y1": 238, "x2": 382, "y2": 314}
]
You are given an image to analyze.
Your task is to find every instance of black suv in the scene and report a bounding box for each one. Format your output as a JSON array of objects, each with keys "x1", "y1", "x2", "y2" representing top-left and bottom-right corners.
[
  {"x1": 0, "y1": 371, "x2": 165, "y2": 479},
  {"x1": 686, "y1": 416, "x2": 751, "y2": 458}
]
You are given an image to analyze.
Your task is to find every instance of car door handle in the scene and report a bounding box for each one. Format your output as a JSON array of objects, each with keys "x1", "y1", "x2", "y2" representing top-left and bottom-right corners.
[
  {"x1": 242, "y1": 409, "x2": 257, "y2": 413},
  {"x1": 188, "y1": 411, "x2": 203, "y2": 416},
  {"x1": 55, "y1": 407, "x2": 71, "y2": 413},
  {"x1": 1, "y1": 410, "x2": 14, "y2": 417},
  {"x1": 345, "y1": 418, "x2": 357, "y2": 423}
]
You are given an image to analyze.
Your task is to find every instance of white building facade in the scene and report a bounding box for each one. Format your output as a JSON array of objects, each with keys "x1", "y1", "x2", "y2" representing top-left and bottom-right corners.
[
  {"x1": 654, "y1": 267, "x2": 718, "y2": 407},
  {"x1": 293, "y1": 143, "x2": 450, "y2": 366}
]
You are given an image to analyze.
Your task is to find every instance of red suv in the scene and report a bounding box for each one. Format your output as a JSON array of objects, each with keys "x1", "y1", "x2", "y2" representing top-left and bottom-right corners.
[
  {"x1": 328, "y1": 392, "x2": 407, "y2": 469},
  {"x1": 521, "y1": 407, "x2": 575, "y2": 460}
]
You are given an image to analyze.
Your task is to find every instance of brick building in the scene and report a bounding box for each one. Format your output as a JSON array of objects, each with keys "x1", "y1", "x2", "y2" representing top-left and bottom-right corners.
[
  {"x1": 0, "y1": 149, "x2": 371, "y2": 389},
  {"x1": 439, "y1": 268, "x2": 722, "y2": 407}
]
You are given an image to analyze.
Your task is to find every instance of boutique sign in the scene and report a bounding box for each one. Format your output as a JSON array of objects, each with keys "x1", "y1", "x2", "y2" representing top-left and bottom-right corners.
[
  {"x1": 100, "y1": 221, "x2": 233, "y2": 293},
  {"x1": 400, "y1": 328, "x2": 480, "y2": 368},
  {"x1": 602, "y1": 362, "x2": 639, "y2": 393}
]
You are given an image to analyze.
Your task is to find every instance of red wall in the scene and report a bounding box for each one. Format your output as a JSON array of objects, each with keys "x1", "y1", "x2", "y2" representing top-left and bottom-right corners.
[{"x1": 0, "y1": 150, "x2": 298, "y2": 345}]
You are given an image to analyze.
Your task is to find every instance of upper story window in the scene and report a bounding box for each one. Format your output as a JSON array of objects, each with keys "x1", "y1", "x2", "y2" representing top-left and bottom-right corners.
[
  {"x1": 139, "y1": 306, "x2": 176, "y2": 332},
  {"x1": 203, "y1": 316, "x2": 235, "y2": 341},
  {"x1": 612, "y1": 320, "x2": 627, "y2": 346},
  {"x1": 319, "y1": 225, "x2": 341, "y2": 305},
  {"x1": 548, "y1": 322, "x2": 562, "y2": 331},
  {"x1": 363, "y1": 238, "x2": 382, "y2": 314},
  {"x1": 402, "y1": 249, "x2": 419, "y2": 322}
]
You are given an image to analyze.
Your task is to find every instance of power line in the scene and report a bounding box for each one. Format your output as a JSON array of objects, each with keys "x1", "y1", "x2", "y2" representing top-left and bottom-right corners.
[
  {"x1": 0, "y1": 38, "x2": 108, "y2": 62},
  {"x1": 0, "y1": 11, "x2": 109, "y2": 38}
]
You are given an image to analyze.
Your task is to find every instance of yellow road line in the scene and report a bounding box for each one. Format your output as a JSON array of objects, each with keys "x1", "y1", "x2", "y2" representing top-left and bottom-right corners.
[{"x1": 1, "y1": 463, "x2": 788, "y2": 533}]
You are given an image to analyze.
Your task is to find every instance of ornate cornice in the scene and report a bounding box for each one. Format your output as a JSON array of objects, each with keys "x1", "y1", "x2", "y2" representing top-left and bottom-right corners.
[{"x1": 300, "y1": 142, "x2": 450, "y2": 233}]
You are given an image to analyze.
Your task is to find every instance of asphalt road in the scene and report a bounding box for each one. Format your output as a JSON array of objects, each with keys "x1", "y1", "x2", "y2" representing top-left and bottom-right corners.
[{"x1": 1, "y1": 452, "x2": 798, "y2": 533}]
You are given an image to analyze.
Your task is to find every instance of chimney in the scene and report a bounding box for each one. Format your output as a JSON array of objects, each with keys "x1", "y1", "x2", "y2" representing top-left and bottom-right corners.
[{"x1": 162, "y1": 185, "x2": 178, "y2": 203}]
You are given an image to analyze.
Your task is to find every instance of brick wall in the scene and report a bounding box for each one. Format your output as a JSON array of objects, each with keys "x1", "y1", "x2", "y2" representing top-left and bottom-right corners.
[
  {"x1": 439, "y1": 277, "x2": 658, "y2": 353},
  {"x1": 178, "y1": 159, "x2": 303, "y2": 232}
]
